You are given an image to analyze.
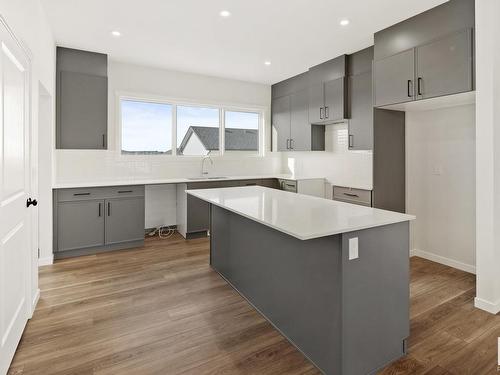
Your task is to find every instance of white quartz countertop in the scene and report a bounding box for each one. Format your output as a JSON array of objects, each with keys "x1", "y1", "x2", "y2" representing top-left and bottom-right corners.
[
  {"x1": 52, "y1": 174, "x2": 326, "y2": 189},
  {"x1": 187, "y1": 186, "x2": 414, "y2": 240}
]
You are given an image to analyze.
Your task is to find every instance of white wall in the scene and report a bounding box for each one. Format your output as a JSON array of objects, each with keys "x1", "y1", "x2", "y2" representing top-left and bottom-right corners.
[
  {"x1": 55, "y1": 61, "x2": 281, "y2": 228},
  {"x1": 474, "y1": 0, "x2": 500, "y2": 314},
  {"x1": 280, "y1": 123, "x2": 373, "y2": 197},
  {"x1": 0, "y1": 0, "x2": 55, "y2": 303},
  {"x1": 406, "y1": 105, "x2": 476, "y2": 273}
]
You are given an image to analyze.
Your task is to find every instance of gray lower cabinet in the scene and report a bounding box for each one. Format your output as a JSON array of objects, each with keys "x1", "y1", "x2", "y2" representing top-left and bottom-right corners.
[
  {"x1": 373, "y1": 49, "x2": 415, "y2": 107},
  {"x1": 57, "y1": 200, "x2": 105, "y2": 252},
  {"x1": 105, "y1": 197, "x2": 145, "y2": 245},
  {"x1": 54, "y1": 186, "x2": 145, "y2": 258},
  {"x1": 416, "y1": 29, "x2": 472, "y2": 100}
]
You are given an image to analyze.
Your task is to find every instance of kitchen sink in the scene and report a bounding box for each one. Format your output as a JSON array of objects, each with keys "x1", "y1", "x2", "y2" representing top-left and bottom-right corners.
[{"x1": 187, "y1": 176, "x2": 228, "y2": 180}]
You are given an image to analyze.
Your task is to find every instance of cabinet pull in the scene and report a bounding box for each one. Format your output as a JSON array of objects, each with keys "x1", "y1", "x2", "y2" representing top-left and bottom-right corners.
[
  {"x1": 286, "y1": 139, "x2": 290, "y2": 149},
  {"x1": 407, "y1": 80, "x2": 413, "y2": 97},
  {"x1": 417, "y1": 77, "x2": 423, "y2": 96},
  {"x1": 320, "y1": 107, "x2": 324, "y2": 119},
  {"x1": 98, "y1": 202, "x2": 102, "y2": 217},
  {"x1": 73, "y1": 192, "x2": 90, "y2": 196},
  {"x1": 118, "y1": 190, "x2": 133, "y2": 194},
  {"x1": 102, "y1": 134, "x2": 106, "y2": 148},
  {"x1": 348, "y1": 134, "x2": 354, "y2": 148},
  {"x1": 343, "y1": 192, "x2": 360, "y2": 198},
  {"x1": 290, "y1": 139, "x2": 294, "y2": 149},
  {"x1": 325, "y1": 106, "x2": 329, "y2": 119},
  {"x1": 107, "y1": 202, "x2": 111, "y2": 216}
]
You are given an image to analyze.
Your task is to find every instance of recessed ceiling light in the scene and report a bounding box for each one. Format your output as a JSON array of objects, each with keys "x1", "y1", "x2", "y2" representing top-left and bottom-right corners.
[
  {"x1": 264, "y1": 61, "x2": 271, "y2": 66},
  {"x1": 340, "y1": 19, "x2": 350, "y2": 26},
  {"x1": 111, "y1": 30, "x2": 121, "y2": 37},
  {"x1": 220, "y1": 10, "x2": 231, "y2": 17}
]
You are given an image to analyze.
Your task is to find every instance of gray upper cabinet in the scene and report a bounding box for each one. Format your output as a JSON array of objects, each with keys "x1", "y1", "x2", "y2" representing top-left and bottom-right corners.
[
  {"x1": 59, "y1": 71, "x2": 108, "y2": 149},
  {"x1": 56, "y1": 47, "x2": 108, "y2": 149},
  {"x1": 271, "y1": 95, "x2": 291, "y2": 151},
  {"x1": 290, "y1": 89, "x2": 310, "y2": 151},
  {"x1": 348, "y1": 71, "x2": 373, "y2": 150},
  {"x1": 105, "y1": 197, "x2": 145, "y2": 245},
  {"x1": 308, "y1": 83, "x2": 325, "y2": 124},
  {"x1": 416, "y1": 29, "x2": 473, "y2": 100},
  {"x1": 373, "y1": 0, "x2": 474, "y2": 107},
  {"x1": 57, "y1": 200, "x2": 105, "y2": 252},
  {"x1": 373, "y1": 49, "x2": 415, "y2": 107},
  {"x1": 308, "y1": 55, "x2": 348, "y2": 124},
  {"x1": 324, "y1": 77, "x2": 346, "y2": 123}
]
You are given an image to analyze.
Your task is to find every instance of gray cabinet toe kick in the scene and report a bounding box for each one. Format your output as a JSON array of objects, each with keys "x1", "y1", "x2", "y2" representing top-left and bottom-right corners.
[{"x1": 53, "y1": 185, "x2": 145, "y2": 258}]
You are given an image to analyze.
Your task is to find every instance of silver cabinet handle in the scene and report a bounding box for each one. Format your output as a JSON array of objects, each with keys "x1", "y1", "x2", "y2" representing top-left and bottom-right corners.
[
  {"x1": 417, "y1": 77, "x2": 423, "y2": 96},
  {"x1": 98, "y1": 202, "x2": 102, "y2": 217},
  {"x1": 320, "y1": 107, "x2": 324, "y2": 119},
  {"x1": 102, "y1": 134, "x2": 106, "y2": 148},
  {"x1": 343, "y1": 192, "x2": 359, "y2": 198},
  {"x1": 107, "y1": 202, "x2": 111, "y2": 216},
  {"x1": 290, "y1": 139, "x2": 294, "y2": 149},
  {"x1": 348, "y1": 135, "x2": 354, "y2": 148},
  {"x1": 325, "y1": 106, "x2": 329, "y2": 119},
  {"x1": 286, "y1": 139, "x2": 290, "y2": 149}
]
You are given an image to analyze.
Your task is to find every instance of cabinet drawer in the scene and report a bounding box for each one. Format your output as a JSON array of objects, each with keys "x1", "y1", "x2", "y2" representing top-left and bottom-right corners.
[
  {"x1": 280, "y1": 179, "x2": 297, "y2": 193},
  {"x1": 56, "y1": 185, "x2": 145, "y2": 202},
  {"x1": 333, "y1": 186, "x2": 372, "y2": 206}
]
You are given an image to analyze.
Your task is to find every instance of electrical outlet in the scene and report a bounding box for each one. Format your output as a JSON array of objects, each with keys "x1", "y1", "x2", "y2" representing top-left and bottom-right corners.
[{"x1": 349, "y1": 237, "x2": 359, "y2": 260}]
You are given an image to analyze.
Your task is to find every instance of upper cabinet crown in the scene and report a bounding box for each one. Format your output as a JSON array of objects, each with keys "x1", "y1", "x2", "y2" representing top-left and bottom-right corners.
[
  {"x1": 373, "y1": 0, "x2": 475, "y2": 107},
  {"x1": 56, "y1": 47, "x2": 108, "y2": 149},
  {"x1": 308, "y1": 55, "x2": 348, "y2": 124}
]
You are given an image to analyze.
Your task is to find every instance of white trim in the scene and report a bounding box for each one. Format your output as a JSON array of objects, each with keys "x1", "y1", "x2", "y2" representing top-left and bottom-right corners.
[
  {"x1": 474, "y1": 297, "x2": 500, "y2": 314},
  {"x1": 410, "y1": 248, "x2": 476, "y2": 274},
  {"x1": 30, "y1": 288, "x2": 40, "y2": 318},
  {"x1": 38, "y1": 255, "x2": 54, "y2": 266}
]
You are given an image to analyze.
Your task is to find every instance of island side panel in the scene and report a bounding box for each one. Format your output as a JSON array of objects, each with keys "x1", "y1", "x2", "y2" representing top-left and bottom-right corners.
[
  {"x1": 341, "y1": 221, "x2": 410, "y2": 375},
  {"x1": 210, "y1": 204, "x2": 342, "y2": 375}
]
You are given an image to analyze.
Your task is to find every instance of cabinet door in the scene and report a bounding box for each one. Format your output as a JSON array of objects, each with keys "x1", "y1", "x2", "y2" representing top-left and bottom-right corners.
[
  {"x1": 374, "y1": 49, "x2": 415, "y2": 107},
  {"x1": 324, "y1": 77, "x2": 346, "y2": 122},
  {"x1": 290, "y1": 89, "x2": 310, "y2": 151},
  {"x1": 57, "y1": 200, "x2": 104, "y2": 252},
  {"x1": 348, "y1": 71, "x2": 373, "y2": 150},
  {"x1": 308, "y1": 82, "x2": 325, "y2": 124},
  {"x1": 58, "y1": 71, "x2": 108, "y2": 149},
  {"x1": 271, "y1": 95, "x2": 291, "y2": 151},
  {"x1": 186, "y1": 195, "x2": 210, "y2": 233},
  {"x1": 105, "y1": 197, "x2": 145, "y2": 245},
  {"x1": 416, "y1": 29, "x2": 472, "y2": 100}
]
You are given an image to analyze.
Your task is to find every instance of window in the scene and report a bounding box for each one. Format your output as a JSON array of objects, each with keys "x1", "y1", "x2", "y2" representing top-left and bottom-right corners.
[
  {"x1": 119, "y1": 96, "x2": 263, "y2": 156},
  {"x1": 121, "y1": 99, "x2": 173, "y2": 154},
  {"x1": 177, "y1": 105, "x2": 220, "y2": 156},
  {"x1": 224, "y1": 111, "x2": 259, "y2": 153}
]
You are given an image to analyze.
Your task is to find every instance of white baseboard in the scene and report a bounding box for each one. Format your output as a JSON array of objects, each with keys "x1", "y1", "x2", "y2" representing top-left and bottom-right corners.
[
  {"x1": 31, "y1": 288, "x2": 40, "y2": 318},
  {"x1": 410, "y1": 248, "x2": 476, "y2": 274},
  {"x1": 38, "y1": 255, "x2": 54, "y2": 266},
  {"x1": 474, "y1": 297, "x2": 500, "y2": 314}
]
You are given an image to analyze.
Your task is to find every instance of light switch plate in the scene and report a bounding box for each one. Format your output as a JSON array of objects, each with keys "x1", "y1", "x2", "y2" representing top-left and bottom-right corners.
[{"x1": 349, "y1": 237, "x2": 359, "y2": 260}]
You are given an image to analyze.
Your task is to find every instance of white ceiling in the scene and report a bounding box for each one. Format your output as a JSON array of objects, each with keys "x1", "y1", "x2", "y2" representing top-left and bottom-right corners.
[{"x1": 41, "y1": 0, "x2": 447, "y2": 84}]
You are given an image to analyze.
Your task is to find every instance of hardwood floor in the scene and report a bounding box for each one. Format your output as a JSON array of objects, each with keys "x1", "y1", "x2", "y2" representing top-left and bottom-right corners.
[{"x1": 8, "y1": 235, "x2": 498, "y2": 375}]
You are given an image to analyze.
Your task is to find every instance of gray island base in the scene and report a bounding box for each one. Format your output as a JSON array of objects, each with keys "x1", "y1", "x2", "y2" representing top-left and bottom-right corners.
[{"x1": 209, "y1": 204, "x2": 409, "y2": 375}]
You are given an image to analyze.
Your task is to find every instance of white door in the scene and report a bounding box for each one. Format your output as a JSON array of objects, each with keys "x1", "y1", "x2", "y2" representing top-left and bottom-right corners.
[{"x1": 0, "y1": 21, "x2": 32, "y2": 375}]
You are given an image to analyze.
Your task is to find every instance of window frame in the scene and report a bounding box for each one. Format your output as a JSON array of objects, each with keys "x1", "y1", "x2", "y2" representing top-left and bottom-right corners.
[{"x1": 116, "y1": 92, "x2": 265, "y2": 159}]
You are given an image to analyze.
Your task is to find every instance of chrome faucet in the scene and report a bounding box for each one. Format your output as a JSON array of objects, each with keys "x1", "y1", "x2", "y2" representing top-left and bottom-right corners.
[{"x1": 201, "y1": 155, "x2": 213, "y2": 176}]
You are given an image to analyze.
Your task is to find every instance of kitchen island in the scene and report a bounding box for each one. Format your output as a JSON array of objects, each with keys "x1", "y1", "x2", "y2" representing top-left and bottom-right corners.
[{"x1": 187, "y1": 186, "x2": 415, "y2": 375}]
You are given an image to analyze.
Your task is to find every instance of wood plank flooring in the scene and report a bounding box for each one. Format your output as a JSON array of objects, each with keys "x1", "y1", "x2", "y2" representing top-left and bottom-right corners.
[{"x1": 8, "y1": 235, "x2": 499, "y2": 375}]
